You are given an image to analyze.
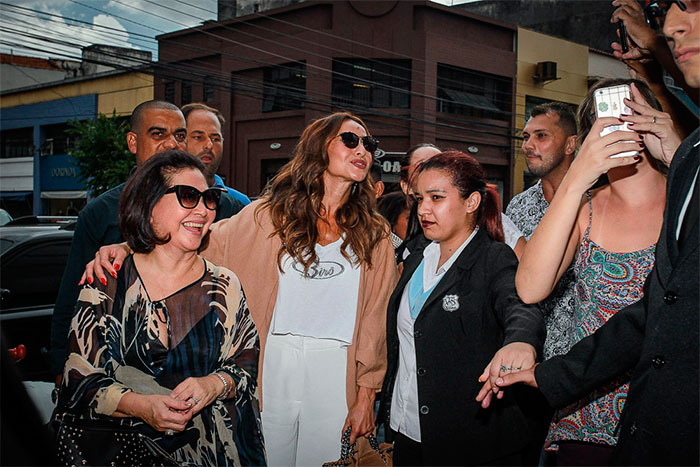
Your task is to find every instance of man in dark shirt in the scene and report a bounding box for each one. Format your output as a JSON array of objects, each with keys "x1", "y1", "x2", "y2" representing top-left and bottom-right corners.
[{"x1": 49, "y1": 100, "x2": 241, "y2": 380}]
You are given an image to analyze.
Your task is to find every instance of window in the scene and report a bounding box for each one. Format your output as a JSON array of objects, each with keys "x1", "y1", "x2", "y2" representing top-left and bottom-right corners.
[
  {"x1": 182, "y1": 81, "x2": 192, "y2": 105},
  {"x1": 164, "y1": 81, "x2": 175, "y2": 103},
  {"x1": 263, "y1": 62, "x2": 306, "y2": 112},
  {"x1": 261, "y1": 158, "x2": 289, "y2": 188},
  {"x1": 1, "y1": 128, "x2": 33, "y2": 158},
  {"x1": 203, "y1": 76, "x2": 215, "y2": 102},
  {"x1": 437, "y1": 64, "x2": 511, "y2": 121},
  {"x1": 332, "y1": 59, "x2": 411, "y2": 109},
  {"x1": 41, "y1": 123, "x2": 75, "y2": 155}
]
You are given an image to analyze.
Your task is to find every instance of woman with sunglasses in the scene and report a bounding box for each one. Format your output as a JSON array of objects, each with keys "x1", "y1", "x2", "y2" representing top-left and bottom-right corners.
[
  {"x1": 84, "y1": 112, "x2": 398, "y2": 466},
  {"x1": 61, "y1": 150, "x2": 266, "y2": 466}
]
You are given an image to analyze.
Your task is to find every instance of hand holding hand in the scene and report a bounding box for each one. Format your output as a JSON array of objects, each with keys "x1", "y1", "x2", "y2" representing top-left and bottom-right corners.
[
  {"x1": 475, "y1": 342, "x2": 537, "y2": 408},
  {"x1": 79, "y1": 243, "x2": 131, "y2": 286},
  {"x1": 170, "y1": 375, "x2": 227, "y2": 417}
]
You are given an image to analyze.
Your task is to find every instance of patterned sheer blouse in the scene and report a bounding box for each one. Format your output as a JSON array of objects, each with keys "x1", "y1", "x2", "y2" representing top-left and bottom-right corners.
[
  {"x1": 61, "y1": 255, "x2": 266, "y2": 466},
  {"x1": 545, "y1": 194, "x2": 656, "y2": 451}
]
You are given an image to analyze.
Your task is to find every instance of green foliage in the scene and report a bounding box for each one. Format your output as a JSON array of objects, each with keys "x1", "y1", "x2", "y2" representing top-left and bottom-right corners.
[{"x1": 67, "y1": 111, "x2": 133, "y2": 197}]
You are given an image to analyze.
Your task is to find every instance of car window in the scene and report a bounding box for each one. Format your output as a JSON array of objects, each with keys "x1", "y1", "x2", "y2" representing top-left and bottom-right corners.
[{"x1": 0, "y1": 239, "x2": 72, "y2": 312}]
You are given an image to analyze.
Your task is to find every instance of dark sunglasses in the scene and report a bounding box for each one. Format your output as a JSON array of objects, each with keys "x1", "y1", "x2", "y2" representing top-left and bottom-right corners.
[
  {"x1": 164, "y1": 185, "x2": 223, "y2": 211},
  {"x1": 644, "y1": 0, "x2": 697, "y2": 29},
  {"x1": 337, "y1": 132, "x2": 379, "y2": 155}
]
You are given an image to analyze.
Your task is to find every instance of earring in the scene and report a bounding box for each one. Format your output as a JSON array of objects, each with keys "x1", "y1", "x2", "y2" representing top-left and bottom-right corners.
[{"x1": 351, "y1": 182, "x2": 359, "y2": 196}]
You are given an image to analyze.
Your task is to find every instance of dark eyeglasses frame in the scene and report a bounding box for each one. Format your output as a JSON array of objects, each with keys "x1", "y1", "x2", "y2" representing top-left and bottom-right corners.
[
  {"x1": 644, "y1": 0, "x2": 690, "y2": 29},
  {"x1": 164, "y1": 185, "x2": 223, "y2": 211},
  {"x1": 337, "y1": 132, "x2": 379, "y2": 155}
]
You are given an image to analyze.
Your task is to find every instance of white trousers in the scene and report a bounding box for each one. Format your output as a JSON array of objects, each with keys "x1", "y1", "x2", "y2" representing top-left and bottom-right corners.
[{"x1": 261, "y1": 333, "x2": 348, "y2": 467}]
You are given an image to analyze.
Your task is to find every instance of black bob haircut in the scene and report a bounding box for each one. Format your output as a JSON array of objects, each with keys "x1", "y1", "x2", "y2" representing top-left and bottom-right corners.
[{"x1": 119, "y1": 150, "x2": 209, "y2": 254}]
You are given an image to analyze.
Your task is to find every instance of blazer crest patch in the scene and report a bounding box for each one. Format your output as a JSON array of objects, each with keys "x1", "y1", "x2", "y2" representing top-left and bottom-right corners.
[{"x1": 442, "y1": 294, "x2": 459, "y2": 312}]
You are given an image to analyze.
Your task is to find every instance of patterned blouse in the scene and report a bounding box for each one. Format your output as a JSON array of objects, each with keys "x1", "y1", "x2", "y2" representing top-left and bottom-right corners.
[
  {"x1": 62, "y1": 255, "x2": 266, "y2": 466},
  {"x1": 545, "y1": 194, "x2": 656, "y2": 450},
  {"x1": 505, "y1": 180, "x2": 577, "y2": 360}
]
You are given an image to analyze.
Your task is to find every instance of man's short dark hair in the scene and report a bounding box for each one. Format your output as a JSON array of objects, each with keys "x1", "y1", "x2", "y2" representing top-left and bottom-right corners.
[
  {"x1": 119, "y1": 150, "x2": 208, "y2": 253},
  {"x1": 529, "y1": 101, "x2": 578, "y2": 138},
  {"x1": 130, "y1": 100, "x2": 181, "y2": 132},
  {"x1": 181, "y1": 103, "x2": 226, "y2": 128}
]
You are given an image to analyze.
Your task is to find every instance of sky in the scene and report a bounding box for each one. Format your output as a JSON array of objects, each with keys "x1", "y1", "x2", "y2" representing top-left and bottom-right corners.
[{"x1": 0, "y1": 0, "x2": 470, "y2": 63}]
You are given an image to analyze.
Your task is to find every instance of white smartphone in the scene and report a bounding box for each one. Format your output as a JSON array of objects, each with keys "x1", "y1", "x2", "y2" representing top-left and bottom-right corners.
[{"x1": 593, "y1": 84, "x2": 638, "y2": 158}]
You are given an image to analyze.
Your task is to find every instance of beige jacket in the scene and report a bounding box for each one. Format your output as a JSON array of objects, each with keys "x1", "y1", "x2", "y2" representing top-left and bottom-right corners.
[{"x1": 202, "y1": 199, "x2": 398, "y2": 409}]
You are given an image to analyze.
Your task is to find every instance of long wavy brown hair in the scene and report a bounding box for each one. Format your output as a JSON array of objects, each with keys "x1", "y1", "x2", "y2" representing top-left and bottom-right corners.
[{"x1": 258, "y1": 112, "x2": 388, "y2": 273}]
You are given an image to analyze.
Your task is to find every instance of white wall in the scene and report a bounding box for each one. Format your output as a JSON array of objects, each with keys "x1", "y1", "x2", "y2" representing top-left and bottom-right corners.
[{"x1": 0, "y1": 157, "x2": 33, "y2": 191}]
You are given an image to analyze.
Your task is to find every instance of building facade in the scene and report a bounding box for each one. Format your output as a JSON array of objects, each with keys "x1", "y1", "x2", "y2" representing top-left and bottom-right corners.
[
  {"x1": 156, "y1": 0, "x2": 519, "y2": 199},
  {"x1": 0, "y1": 48, "x2": 153, "y2": 217}
]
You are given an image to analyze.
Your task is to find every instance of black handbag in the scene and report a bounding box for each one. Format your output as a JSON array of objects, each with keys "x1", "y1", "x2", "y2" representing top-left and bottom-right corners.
[{"x1": 52, "y1": 374, "x2": 180, "y2": 466}]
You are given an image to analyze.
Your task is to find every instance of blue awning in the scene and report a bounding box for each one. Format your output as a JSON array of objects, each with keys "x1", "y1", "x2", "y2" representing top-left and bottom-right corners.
[{"x1": 0, "y1": 191, "x2": 31, "y2": 200}]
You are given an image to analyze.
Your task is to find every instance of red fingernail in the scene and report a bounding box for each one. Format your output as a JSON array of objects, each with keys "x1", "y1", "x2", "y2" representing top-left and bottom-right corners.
[
  {"x1": 87, "y1": 277, "x2": 93, "y2": 285},
  {"x1": 634, "y1": 156, "x2": 642, "y2": 161},
  {"x1": 111, "y1": 271, "x2": 117, "y2": 279},
  {"x1": 100, "y1": 277, "x2": 107, "y2": 286},
  {"x1": 114, "y1": 264, "x2": 120, "y2": 271}
]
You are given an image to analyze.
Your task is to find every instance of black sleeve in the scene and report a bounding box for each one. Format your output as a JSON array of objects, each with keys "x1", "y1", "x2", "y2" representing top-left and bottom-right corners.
[
  {"x1": 215, "y1": 193, "x2": 244, "y2": 221},
  {"x1": 535, "y1": 278, "x2": 649, "y2": 408},
  {"x1": 49, "y1": 209, "x2": 106, "y2": 375},
  {"x1": 489, "y1": 244, "x2": 545, "y2": 353}
]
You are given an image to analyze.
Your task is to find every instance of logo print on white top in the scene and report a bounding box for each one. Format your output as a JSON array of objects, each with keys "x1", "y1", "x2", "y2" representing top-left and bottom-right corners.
[{"x1": 292, "y1": 261, "x2": 346, "y2": 280}]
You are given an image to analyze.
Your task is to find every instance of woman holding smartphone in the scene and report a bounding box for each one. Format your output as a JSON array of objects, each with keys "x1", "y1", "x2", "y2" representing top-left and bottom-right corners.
[
  {"x1": 379, "y1": 151, "x2": 544, "y2": 465},
  {"x1": 514, "y1": 78, "x2": 668, "y2": 465}
]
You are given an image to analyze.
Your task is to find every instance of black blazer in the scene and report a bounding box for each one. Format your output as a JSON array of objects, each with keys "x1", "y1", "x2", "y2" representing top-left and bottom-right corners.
[
  {"x1": 536, "y1": 128, "x2": 700, "y2": 466},
  {"x1": 378, "y1": 228, "x2": 545, "y2": 465}
]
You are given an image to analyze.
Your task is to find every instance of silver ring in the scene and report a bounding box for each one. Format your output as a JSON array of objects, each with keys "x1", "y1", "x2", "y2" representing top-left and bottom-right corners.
[
  {"x1": 190, "y1": 396, "x2": 200, "y2": 405},
  {"x1": 513, "y1": 367, "x2": 522, "y2": 371},
  {"x1": 165, "y1": 429, "x2": 174, "y2": 437},
  {"x1": 500, "y1": 365, "x2": 510, "y2": 372}
]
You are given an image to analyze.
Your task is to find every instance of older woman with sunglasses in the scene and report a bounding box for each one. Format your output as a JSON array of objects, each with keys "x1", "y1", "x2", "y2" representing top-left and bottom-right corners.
[
  {"x1": 84, "y1": 112, "x2": 398, "y2": 466},
  {"x1": 61, "y1": 150, "x2": 266, "y2": 466}
]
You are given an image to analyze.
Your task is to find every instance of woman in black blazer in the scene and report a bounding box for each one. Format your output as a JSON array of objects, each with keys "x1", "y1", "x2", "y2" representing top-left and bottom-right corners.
[{"x1": 378, "y1": 151, "x2": 545, "y2": 466}]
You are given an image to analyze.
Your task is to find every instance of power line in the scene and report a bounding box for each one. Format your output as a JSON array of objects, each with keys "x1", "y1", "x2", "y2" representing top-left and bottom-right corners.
[
  {"x1": 1, "y1": 7, "x2": 521, "y2": 136},
  {"x1": 0, "y1": 4, "x2": 554, "y2": 141}
]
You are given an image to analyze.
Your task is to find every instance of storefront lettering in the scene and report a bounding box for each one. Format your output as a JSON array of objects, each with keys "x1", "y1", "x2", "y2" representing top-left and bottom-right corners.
[{"x1": 51, "y1": 167, "x2": 77, "y2": 178}]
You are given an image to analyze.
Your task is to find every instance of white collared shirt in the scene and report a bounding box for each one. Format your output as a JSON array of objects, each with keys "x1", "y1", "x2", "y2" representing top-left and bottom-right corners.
[{"x1": 390, "y1": 228, "x2": 478, "y2": 441}]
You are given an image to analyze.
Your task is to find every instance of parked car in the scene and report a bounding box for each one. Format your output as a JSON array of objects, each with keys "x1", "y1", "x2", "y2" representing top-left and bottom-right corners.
[
  {"x1": 0, "y1": 209, "x2": 12, "y2": 226},
  {"x1": 0, "y1": 220, "x2": 75, "y2": 381}
]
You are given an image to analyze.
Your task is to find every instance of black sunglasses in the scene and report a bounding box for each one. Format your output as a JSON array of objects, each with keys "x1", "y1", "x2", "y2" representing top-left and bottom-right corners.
[
  {"x1": 164, "y1": 185, "x2": 223, "y2": 211},
  {"x1": 337, "y1": 132, "x2": 379, "y2": 155},
  {"x1": 644, "y1": 0, "x2": 695, "y2": 29}
]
